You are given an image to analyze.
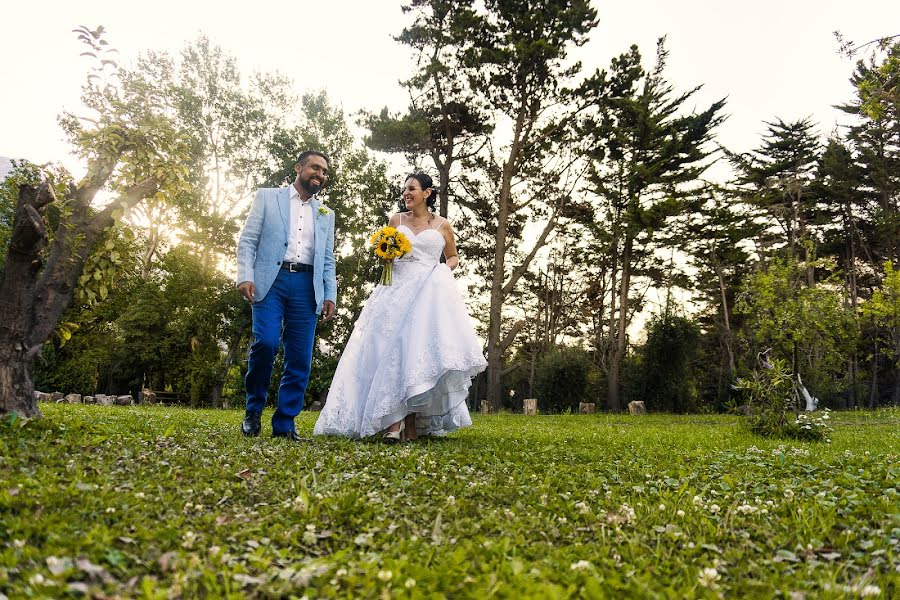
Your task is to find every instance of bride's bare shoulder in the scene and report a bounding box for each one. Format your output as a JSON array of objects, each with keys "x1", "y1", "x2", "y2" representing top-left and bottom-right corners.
[{"x1": 388, "y1": 212, "x2": 403, "y2": 227}]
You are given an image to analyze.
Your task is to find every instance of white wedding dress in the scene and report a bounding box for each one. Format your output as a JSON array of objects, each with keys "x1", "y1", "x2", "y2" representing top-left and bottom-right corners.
[{"x1": 313, "y1": 221, "x2": 487, "y2": 438}]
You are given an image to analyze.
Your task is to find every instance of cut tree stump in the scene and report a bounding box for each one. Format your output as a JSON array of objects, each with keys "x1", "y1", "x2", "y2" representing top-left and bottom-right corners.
[
  {"x1": 628, "y1": 401, "x2": 646, "y2": 415},
  {"x1": 579, "y1": 402, "x2": 595, "y2": 414},
  {"x1": 523, "y1": 398, "x2": 537, "y2": 415}
]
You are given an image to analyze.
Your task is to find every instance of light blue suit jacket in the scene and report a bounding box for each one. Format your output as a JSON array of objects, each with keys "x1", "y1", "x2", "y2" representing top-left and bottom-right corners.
[{"x1": 236, "y1": 187, "x2": 337, "y2": 313}]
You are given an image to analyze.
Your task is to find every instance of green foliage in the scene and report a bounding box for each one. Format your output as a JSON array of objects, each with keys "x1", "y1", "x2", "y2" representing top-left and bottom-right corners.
[
  {"x1": 734, "y1": 358, "x2": 832, "y2": 442},
  {"x1": 863, "y1": 261, "x2": 900, "y2": 358},
  {"x1": 34, "y1": 247, "x2": 245, "y2": 404},
  {"x1": 728, "y1": 118, "x2": 821, "y2": 259},
  {"x1": 735, "y1": 256, "x2": 856, "y2": 399},
  {"x1": 636, "y1": 313, "x2": 702, "y2": 413},
  {"x1": 533, "y1": 346, "x2": 596, "y2": 413},
  {"x1": 1, "y1": 405, "x2": 897, "y2": 597}
]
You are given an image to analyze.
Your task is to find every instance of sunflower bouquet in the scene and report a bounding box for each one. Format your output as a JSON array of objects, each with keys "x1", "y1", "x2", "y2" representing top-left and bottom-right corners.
[{"x1": 369, "y1": 226, "x2": 412, "y2": 286}]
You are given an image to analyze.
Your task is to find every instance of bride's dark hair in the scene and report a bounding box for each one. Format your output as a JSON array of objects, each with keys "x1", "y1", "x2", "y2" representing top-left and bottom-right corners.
[{"x1": 399, "y1": 172, "x2": 438, "y2": 212}]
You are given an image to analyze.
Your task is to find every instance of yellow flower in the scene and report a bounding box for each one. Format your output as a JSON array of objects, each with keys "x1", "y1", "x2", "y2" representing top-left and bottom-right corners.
[{"x1": 369, "y1": 226, "x2": 412, "y2": 267}]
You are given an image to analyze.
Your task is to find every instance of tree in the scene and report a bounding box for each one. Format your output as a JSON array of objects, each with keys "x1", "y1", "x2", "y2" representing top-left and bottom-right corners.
[
  {"x1": 130, "y1": 37, "x2": 299, "y2": 270},
  {"x1": 459, "y1": 0, "x2": 598, "y2": 410},
  {"x1": 683, "y1": 190, "x2": 761, "y2": 400},
  {"x1": 0, "y1": 26, "x2": 190, "y2": 418},
  {"x1": 579, "y1": 40, "x2": 726, "y2": 410},
  {"x1": 861, "y1": 262, "x2": 900, "y2": 406},
  {"x1": 838, "y1": 40, "x2": 900, "y2": 268},
  {"x1": 728, "y1": 118, "x2": 821, "y2": 286},
  {"x1": 734, "y1": 256, "x2": 856, "y2": 402},
  {"x1": 636, "y1": 312, "x2": 701, "y2": 413},
  {"x1": 364, "y1": 0, "x2": 492, "y2": 218}
]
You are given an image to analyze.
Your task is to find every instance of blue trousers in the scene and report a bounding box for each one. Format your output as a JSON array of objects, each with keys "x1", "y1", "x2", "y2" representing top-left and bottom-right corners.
[{"x1": 245, "y1": 269, "x2": 317, "y2": 434}]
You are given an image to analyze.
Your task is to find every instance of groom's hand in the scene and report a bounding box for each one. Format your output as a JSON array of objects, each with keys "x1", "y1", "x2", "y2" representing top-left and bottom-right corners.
[
  {"x1": 321, "y1": 300, "x2": 336, "y2": 321},
  {"x1": 238, "y1": 281, "x2": 255, "y2": 302}
]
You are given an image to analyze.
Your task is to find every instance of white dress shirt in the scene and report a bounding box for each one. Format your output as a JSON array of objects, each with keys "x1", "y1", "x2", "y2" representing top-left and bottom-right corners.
[{"x1": 283, "y1": 185, "x2": 316, "y2": 264}]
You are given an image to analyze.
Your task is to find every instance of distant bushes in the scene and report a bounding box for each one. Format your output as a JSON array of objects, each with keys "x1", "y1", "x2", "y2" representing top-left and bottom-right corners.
[
  {"x1": 534, "y1": 347, "x2": 597, "y2": 413},
  {"x1": 634, "y1": 313, "x2": 702, "y2": 413}
]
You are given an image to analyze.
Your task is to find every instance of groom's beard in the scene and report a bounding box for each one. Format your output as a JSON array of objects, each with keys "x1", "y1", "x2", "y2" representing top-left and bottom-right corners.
[{"x1": 300, "y1": 176, "x2": 323, "y2": 196}]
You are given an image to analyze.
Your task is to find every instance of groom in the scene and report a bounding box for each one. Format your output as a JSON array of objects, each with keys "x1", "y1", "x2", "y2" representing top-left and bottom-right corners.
[{"x1": 236, "y1": 150, "x2": 337, "y2": 441}]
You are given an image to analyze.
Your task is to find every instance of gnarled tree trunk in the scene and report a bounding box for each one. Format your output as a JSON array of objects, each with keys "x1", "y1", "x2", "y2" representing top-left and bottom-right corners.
[{"x1": 0, "y1": 175, "x2": 156, "y2": 418}]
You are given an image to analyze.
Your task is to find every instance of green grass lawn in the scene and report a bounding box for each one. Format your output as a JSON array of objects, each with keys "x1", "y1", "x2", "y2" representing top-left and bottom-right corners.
[{"x1": 1, "y1": 405, "x2": 898, "y2": 598}]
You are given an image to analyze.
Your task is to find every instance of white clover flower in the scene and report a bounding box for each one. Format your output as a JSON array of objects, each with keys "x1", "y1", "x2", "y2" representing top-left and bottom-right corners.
[
  {"x1": 709, "y1": 504, "x2": 721, "y2": 514},
  {"x1": 377, "y1": 570, "x2": 392, "y2": 582},
  {"x1": 698, "y1": 567, "x2": 720, "y2": 588},
  {"x1": 574, "y1": 501, "x2": 590, "y2": 514},
  {"x1": 677, "y1": 509, "x2": 685, "y2": 517},
  {"x1": 570, "y1": 560, "x2": 592, "y2": 571},
  {"x1": 693, "y1": 495, "x2": 703, "y2": 506},
  {"x1": 405, "y1": 578, "x2": 416, "y2": 589},
  {"x1": 659, "y1": 504, "x2": 666, "y2": 512},
  {"x1": 859, "y1": 584, "x2": 881, "y2": 597},
  {"x1": 784, "y1": 489, "x2": 794, "y2": 499}
]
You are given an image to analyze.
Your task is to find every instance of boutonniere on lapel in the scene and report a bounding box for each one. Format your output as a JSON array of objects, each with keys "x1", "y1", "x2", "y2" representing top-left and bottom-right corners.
[{"x1": 317, "y1": 206, "x2": 330, "y2": 216}]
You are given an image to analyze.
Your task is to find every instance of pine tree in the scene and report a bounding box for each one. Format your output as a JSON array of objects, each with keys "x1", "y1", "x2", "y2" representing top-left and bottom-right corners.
[{"x1": 578, "y1": 40, "x2": 726, "y2": 410}]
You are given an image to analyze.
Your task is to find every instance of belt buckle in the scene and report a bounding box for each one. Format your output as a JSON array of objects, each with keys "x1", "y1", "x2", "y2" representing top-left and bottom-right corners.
[{"x1": 290, "y1": 262, "x2": 300, "y2": 273}]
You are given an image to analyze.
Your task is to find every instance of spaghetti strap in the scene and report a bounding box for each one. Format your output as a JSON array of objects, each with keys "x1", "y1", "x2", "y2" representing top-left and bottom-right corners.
[{"x1": 436, "y1": 217, "x2": 447, "y2": 231}]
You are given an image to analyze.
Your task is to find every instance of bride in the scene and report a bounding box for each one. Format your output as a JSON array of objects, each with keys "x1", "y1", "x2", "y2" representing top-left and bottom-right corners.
[{"x1": 313, "y1": 173, "x2": 487, "y2": 441}]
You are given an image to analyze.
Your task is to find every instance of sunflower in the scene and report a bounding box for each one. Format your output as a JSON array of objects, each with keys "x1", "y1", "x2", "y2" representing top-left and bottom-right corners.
[{"x1": 369, "y1": 225, "x2": 412, "y2": 285}]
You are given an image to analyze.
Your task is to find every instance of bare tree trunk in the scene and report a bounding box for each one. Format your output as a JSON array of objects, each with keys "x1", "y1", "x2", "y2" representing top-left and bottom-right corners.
[
  {"x1": 711, "y1": 250, "x2": 736, "y2": 375},
  {"x1": 606, "y1": 236, "x2": 633, "y2": 411},
  {"x1": 486, "y1": 155, "x2": 513, "y2": 411},
  {"x1": 869, "y1": 338, "x2": 879, "y2": 409}
]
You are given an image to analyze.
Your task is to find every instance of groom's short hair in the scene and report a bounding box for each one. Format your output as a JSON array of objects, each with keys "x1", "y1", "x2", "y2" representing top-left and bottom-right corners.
[{"x1": 297, "y1": 150, "x2": 330, "y2": 167}]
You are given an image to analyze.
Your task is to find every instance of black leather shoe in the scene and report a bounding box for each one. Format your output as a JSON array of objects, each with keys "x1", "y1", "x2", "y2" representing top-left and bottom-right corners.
[
  {"x1": 241, "y1": 411, "x2": 261, "y2": 437},
  {"x1": 272, "y1": 431, "x2": 312, "y2": 442}
]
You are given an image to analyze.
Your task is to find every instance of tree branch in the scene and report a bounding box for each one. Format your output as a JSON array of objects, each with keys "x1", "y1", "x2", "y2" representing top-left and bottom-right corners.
[
  {"x1": 501, "y1": 210, "x2": 559, "y2": 297},
  {"x1": 500, "y1": 319, "x2": 527, "y2": 353}
]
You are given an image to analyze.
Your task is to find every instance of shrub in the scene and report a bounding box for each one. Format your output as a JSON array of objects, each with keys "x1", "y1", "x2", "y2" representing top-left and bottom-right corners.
[
  {"x1": 734, "y1": 357, "x2": 832, "y2": 441},
  {"x1": 533, "y1": 347, "x2": 596, "y2": 413},
  {"x1": 635, "y1": 313, "x2": 702, "y2": 413}
]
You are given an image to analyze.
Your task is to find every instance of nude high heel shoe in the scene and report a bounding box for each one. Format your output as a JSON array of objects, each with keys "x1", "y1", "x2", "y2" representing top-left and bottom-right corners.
[{"x1": 382, "y1": 419, "x2": 405, "y2": 443}]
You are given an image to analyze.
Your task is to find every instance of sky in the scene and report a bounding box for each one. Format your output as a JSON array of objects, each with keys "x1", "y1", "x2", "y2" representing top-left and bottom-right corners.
[{"x1": 2, "y1": 0, "x2": 897, "y2": 177}]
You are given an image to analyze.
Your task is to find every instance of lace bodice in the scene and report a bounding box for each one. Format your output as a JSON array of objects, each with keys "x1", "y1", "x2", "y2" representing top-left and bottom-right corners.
[{"x1": 395, "y1": 224, "x2": 445, "y2": 268}]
